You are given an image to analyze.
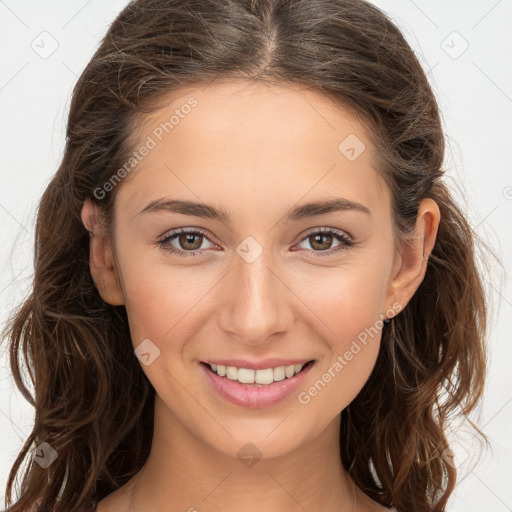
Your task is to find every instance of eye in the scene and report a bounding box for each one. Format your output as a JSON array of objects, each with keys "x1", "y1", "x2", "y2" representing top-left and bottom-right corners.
[
  {"x1": 156, "y1": 228, "x2": 218, "y2": 257},
  {"x1": 294, "y1": 227, "x2": 355, "y2": 257},
  {"x1": 156, "y1": 226, "x2": 355, "y2": 258}
]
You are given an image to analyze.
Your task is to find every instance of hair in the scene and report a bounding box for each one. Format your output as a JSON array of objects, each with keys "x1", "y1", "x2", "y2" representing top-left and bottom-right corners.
[{"x1": 1, "y1": 1, "x2": 489, "y2": 511}]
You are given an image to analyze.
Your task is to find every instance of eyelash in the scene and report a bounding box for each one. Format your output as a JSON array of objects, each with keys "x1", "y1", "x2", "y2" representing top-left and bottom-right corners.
[{"x1": 155, "y1": 227, "x2": 356, "y2": 258}]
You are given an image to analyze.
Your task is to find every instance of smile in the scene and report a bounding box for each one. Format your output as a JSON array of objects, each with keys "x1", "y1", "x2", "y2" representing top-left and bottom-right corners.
[
  {"x1": 200, "y1": 360, "x2": 316, "y2": 408},
  {"x1": 204, "y1": 361, "x2": 313, "y2": 385}
]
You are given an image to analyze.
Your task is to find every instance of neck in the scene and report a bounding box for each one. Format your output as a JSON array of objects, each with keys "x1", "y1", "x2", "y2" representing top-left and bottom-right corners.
[{"x1": 127, "y1": 396, "x2": 361, "y2": 512}]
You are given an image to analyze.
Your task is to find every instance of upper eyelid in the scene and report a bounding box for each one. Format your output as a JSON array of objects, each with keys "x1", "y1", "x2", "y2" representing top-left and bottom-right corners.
[
  {"x1": 159, "y1": 226, "x2": 353, "y2": 247},
  {"x1": 301, "y1": 226, "x2": 353, "y2": 240},
  {"x1": 159, "y1": 227, "x2": 216, "y2": 244}
]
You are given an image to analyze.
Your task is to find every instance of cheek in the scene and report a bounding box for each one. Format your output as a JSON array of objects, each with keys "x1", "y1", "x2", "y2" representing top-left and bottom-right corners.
[
  {"x1": 118, "y1": 250, "x2": 220, "y2": 350},
  {"x1": 300, "y1": 331, "x2": 382, "y2": 424},
  {"x1": 302, "y1": 293, "x2": 384, "y2": 418},
  {"x1": 300, "y1": 258, "x2": 388, "y2": 341},
  {"x1": 297, "y1": 263, "x2": 388, "y2": 409}
]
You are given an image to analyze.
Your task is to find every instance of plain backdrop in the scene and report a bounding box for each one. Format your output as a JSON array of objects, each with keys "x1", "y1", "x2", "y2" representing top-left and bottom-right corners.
[{"x1": 0, "y1": 1, "x2": 510, "y2": 510}]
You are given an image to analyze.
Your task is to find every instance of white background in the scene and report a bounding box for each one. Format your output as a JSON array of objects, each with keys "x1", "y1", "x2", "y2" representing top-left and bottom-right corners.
[{"x1": 0, "y1": 1, "x2": 510, "y2": 510}]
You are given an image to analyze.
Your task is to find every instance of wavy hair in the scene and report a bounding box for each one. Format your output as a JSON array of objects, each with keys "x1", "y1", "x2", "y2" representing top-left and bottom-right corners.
[{"x1": 2, "y1": 0, "x2": 488, "y2": 511}]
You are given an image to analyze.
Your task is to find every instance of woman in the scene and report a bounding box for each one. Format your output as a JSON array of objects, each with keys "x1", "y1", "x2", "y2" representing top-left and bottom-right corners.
[{"x1": 2, "y1": 0, "x2": 487, "y2": 511}]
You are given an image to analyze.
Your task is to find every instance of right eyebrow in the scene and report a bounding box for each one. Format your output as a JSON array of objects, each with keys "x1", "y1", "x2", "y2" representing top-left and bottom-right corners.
[{"x1": 138, "y1": 197, "x2": 372, "y2": 223}]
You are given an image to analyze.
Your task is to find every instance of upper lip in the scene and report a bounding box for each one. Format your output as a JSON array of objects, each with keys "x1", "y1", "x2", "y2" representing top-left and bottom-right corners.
[{"x1": 202, "y1": 358, "x2": 314, "y2": 370}]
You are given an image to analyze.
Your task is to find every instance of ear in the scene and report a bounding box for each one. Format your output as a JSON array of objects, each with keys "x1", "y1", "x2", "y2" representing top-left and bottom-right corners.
[
  {"x1": 385, "y1": 198, "x2": 441, "y2": 317},
  {"x1": 81, "y1": 197, "x2": 125, "y2": 306}
]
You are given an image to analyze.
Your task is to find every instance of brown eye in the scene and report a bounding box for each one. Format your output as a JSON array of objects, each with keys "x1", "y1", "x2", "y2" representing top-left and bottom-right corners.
[
  {"x1": 157, "y1": 228, "x2": 217, "y2": 257},
  {"x1": 295, "y1": 228, "x2": 355, "y2": 257},
  {"x1": 308, "y1": 232, "x2": 334, "y2": 251},
  {"x1": 177, "y1": 232, "x2": 204, "y2": 251}
]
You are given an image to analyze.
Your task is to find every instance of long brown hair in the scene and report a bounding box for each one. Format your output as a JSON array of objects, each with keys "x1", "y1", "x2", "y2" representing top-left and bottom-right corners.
[{"x1": 1, "y1": 1, "x2": 489, "y2": 511}]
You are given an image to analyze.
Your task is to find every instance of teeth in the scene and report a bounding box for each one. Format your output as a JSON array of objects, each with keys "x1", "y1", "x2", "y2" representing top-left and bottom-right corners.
[
  {"x1": 255, "y1": 368, "x2": 273, "y2": 385},
  {"x1": 208, "y1": 362, "x2": 307, "y2": 385},
  {"x1": 226, "y1": 366, "x2": 238, "y2": 380},
  {"x1": 273, "y1": 366, "x2": 285, "y2": 382},
  {"x1": 238, "y1": 368, "x2": 255, "y2": 384}
]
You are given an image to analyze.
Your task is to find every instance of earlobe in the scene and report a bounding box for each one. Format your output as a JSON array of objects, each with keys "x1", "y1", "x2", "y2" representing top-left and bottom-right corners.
[
  {"x1": 386, "y1": 198, "x2": 441, "y2": 315},
  {"x1": 80, "y1": 198, "x2": 125, "y2": 306}
]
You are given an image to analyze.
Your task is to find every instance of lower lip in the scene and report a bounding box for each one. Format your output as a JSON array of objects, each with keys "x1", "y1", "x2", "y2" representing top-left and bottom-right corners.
[{"x1": 200, "y1": 361, "x2": 315, "y2": 409}]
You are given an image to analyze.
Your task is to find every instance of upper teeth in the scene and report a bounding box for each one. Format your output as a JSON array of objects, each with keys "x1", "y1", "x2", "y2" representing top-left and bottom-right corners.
[{"x1": 209, "y1": 363, "x2": 305, "y2": 385}]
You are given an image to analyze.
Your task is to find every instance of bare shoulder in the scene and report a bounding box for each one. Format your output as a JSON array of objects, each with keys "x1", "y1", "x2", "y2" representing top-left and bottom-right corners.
[
  {"x1": 367, "y1": 505, "x2": 396, "y2": 512},
  {"x1": 30, "y1": 502, "x2": 98, "y2": 512},
  {"x1": 373, "y1": 504, "x2": 397, "y2": 512},
  {"x1": 95, "y1": 485, "x2": 134, "y2": 512},
  {"x1": 359, "y1": 492, "x2": 397, "y2": 512}
]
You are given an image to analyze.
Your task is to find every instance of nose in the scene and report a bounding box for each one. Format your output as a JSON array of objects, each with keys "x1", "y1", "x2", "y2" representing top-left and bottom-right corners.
[{"x1": 217, "y1": 244, "x2": 294, "y2": 346}]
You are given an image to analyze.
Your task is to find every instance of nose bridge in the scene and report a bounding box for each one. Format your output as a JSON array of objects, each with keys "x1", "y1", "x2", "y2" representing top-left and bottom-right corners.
[{"x1": 220, "y1": 237, "x2": 292, "y2": 344}]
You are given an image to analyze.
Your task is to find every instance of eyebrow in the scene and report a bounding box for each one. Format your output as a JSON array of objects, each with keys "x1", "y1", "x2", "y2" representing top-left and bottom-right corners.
[{"x1": 138, "y1": 197, "x2": 371, "y2": 222}]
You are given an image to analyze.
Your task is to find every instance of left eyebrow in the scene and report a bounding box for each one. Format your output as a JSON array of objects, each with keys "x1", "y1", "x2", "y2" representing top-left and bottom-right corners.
[
  {"x1": 286, "y1": 197, "x2": 371, "y2": 221},
  {"x1": 137, "y1": 197, "x2": 371, "y2": 222}
]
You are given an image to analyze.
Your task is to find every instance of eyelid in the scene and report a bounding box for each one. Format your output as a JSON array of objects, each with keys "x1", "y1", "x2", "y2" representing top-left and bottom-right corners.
[
  {"x1": 292, "y1": 227, "x2": 355, "y2": 257},
  {"x1": 158, "y1": 226, "x2": 214, "y2": 241},
  {"x1": 157, "y1": 226, "x2": 353, "y2": 244},
  {"x1": 297, "y1": 226, "x2": 354, "y2": 243},
  {"x1": 157, "y1": 226, "x2": 219, "y2": 249},
  {"x1": 156, "y1": 226, "x2": 356, "y2": 257}
]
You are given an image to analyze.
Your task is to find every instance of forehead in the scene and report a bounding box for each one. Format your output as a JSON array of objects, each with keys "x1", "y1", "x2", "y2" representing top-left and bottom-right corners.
[
  {"x1": 115, "y1": 79, "x2": 389, "y2": 220},
  {"x1": 135, "y1": 79, "x2": 367, "y2": 153}
]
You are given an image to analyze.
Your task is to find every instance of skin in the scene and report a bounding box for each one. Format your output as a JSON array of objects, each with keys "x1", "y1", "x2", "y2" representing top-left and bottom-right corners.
[{"x1": 81, "y1": 79, "x2": 440, "y2": 512}]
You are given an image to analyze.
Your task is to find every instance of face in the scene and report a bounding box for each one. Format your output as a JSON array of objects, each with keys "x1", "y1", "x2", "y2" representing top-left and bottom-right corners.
[{"x1": 85, "y1": 80, "x2": 413, "y2": 461}]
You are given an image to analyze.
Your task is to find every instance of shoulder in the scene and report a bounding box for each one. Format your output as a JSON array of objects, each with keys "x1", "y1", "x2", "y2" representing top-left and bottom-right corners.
[
  {"x1": 29, "y1": 503, "x2": 88, "y2": 512},
  {"x1": 29, "y1": 498, "x2": 100, "y2": 512}
]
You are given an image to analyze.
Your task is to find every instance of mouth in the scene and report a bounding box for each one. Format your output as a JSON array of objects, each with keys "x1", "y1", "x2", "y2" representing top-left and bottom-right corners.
[
  {"x1": 200, "y1": 360, "x2": 315, "y2": 386},
  {"x1": 199, "y1": 359, "x2": 316, "y2": 408}
]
